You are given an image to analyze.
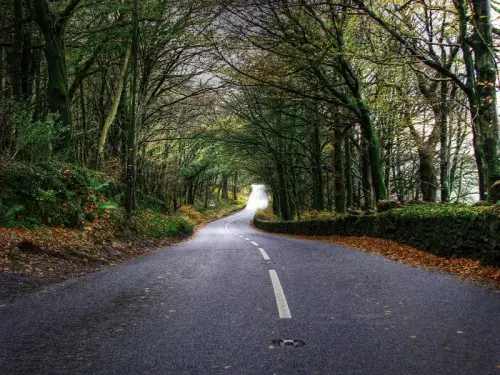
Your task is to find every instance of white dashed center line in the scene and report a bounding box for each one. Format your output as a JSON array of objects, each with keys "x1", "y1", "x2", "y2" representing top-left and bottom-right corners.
[
  {"x1": 269, "y1": 270, "x2": 291, "y2": 319},
  {"x1": 258, "y1": 248, "x2": 270, "y2": 260},
  {"x1": 227, "y1": 226, "x2": 287, "y2": 318},
  {"x1": 225, "y1": 219, "x2": 236, "y2": 232}
]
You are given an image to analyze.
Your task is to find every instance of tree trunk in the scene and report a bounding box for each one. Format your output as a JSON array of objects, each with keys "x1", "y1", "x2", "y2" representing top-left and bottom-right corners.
[
  {"x1": 43, "y1": 31, "x2": 71, "y2": 144},
  {"x1": 78, "y1": 82, "x2": 87, "y2": 165},
  {"x1": 12, "y1": 0, "x2": 24, "y2": 101},
  {"x1": 221, "y1": 174, "x2": 229, "y2": 200},
  {"x1": 290, "y1": 158, "x2": 301, "y2": 219},
  {"x1": 470, "y1": 0, "x2": 499, "y2": 195},
  {"x1": 358, "y1": 106, "x2": 387, "y2": 202},
  {"x1": 345, "y1": 129, "x2": 353, "y2": 207},
  {"x1": 271, "y1": 185, "x2": 280, "y2": 216},
  {"x1": 439, "y1": 83, "x2": 451, "y2": 203},
  {"x1": 125, "y1": 0, "x2": 138, "y2": 217},
  {"x1": 418, "y1": 150, "x2": 437, "y2": 202},
  {"x1": 455, "y1": 0, "x2": 493, "y2": 199},
  {"x1": 232, "y1": 172, "x2": 238, "y2": 200},
  {"x1": 361, "y1": 134, "x2": 374, "y2": 209},
  {"x1": 276, "y1": 155, "x2": 291, "y2": 220},
  {"x1": 0, "y1": 43, "x2": 6, "y2": 152},
  {"x1": 31, "y1": 0, "x2": 79, "y2": 152},
  {"x1": 187, "y1": 181, "x2": 195, "y2": 205},
  {"x1": 311, "y1": 120, "x2": 324, "y2": 210},
  {"x1": 325, "y1": 168, "x2": 332, "y2": 211},
  {"x1": 384, "y1": 140, "x2": 392, "y2": 198},
  {"x1": 333, "y1": 126, "x2": 346, "y2": 213},
  {"x1": 118, "y1": 72, "x2": 129, "y2": 163},
  {"x1": 97, "y1": 44, "x2": 131, "y2": 165},
  {"x1": 32, "y1": 49, "x2": 42, "y2": 123},
  {"x1": 204, "y1": 179, "x2": 210, "y2": 209}
]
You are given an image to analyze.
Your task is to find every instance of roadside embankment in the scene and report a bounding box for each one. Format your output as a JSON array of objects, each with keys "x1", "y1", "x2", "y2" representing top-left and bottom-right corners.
[{"x1": 0, "y1": 161, "x2": 247, "y2": 300}]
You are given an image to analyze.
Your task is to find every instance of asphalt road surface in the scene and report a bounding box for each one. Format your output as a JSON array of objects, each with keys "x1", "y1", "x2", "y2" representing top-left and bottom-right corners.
[{"x1": 1, "y1": 186, "x2": 499, "y2": 374}]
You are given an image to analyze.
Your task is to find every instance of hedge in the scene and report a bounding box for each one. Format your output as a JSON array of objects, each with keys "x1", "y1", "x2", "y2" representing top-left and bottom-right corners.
[{"x1": 254, "y1": 207, "x2": 500, "y2": 267}]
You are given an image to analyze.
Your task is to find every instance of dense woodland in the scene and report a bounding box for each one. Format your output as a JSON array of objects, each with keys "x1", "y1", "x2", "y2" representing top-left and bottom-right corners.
[{"x1": 0, "y1": 0, "x2": 498, "y2": 221}]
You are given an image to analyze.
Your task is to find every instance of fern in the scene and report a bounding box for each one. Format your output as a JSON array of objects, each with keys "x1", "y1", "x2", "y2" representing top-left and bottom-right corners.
[{"x1": 0, "y1": 204, "x2": 25, "y2": 228}]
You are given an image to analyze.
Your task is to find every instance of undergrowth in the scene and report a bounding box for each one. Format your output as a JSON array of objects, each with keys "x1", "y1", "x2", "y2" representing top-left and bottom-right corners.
[
  {"x1": 131, "y1": 210, "x2": 193, "y2": 237},
  {"x1": 0, "y1": 161, "x2": 114, "y2": 228}
]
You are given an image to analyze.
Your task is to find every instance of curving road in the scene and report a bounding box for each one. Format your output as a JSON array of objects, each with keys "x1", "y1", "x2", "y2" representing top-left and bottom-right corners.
[{"x1": 1, "y1": 186, "x2": 499, "y2": 374}]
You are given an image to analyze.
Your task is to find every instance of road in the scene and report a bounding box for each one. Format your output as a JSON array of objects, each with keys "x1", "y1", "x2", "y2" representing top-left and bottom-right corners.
[{"x1": 1, "y1": 186, "x2": 499, "y2": 374}]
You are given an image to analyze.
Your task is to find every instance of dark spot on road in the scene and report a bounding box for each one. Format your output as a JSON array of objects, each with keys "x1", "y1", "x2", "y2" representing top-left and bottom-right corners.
[{"x1": 270, "y1": 339, "x2": 305, "y2": 347}]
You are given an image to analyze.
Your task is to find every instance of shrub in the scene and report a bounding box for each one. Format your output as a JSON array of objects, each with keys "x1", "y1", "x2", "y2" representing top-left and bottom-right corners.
[
  {"x1": 0, "y1": 204, "x2": 26, "y2": 228},
  {"x1": 131, "y1": 210, "x2": 193, "y2": 237},
  {"x1": 179, "y1": 205, "x2": 203, "y2": 223},
  {"x1": 0, "y1": 161, "x2": 115, "y2": 228},
  {"x1": 0, "y1": 102, "x2": 62, "y2": 163}
]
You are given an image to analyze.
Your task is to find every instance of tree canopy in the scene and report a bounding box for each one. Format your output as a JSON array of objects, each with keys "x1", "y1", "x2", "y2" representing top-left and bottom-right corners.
[{"x1": 0, "y1": 0, "x2": 498, "y2": 219}]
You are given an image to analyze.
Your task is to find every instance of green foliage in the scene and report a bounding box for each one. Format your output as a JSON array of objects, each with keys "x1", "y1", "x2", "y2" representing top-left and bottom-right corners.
[
  {"x1": 0, "y1": 161, "x2": 115, "y2": 228},
  {"x1": 255, "y1": 204, "x2": 500, "y2": 267},
  {"x1": 232, "y1": 198, "x2": 247, "y2": 206},
  {"x1": 392, "y1": 203, "x2": 491, "y2": 218},
  {"x1": 131, "y1": 210, "x2": 193, "y2": 237},
  {"x1": 136, "y1": 192, "x2": 167, "y2": 212},
  {"x1": 16, "y1": 115, "x2": 63, "y2": 161},
  {"x1": 301, "y1": 210, "x2": 339, "y2": 220},
  {"x1": 180, "y1": 161, "x2": 208, "y2": 180},
  {"x1": 0, "y1": 101, "x2": 70, "y2": 162},
  {"x1": 0, "y1": 204, "x2": 26, "y2": 228}
]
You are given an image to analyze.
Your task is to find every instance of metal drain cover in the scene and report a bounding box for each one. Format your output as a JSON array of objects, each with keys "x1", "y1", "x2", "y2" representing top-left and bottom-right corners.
[{"x1": 271, "y1": 339, "x2": 306, "y2": 347}]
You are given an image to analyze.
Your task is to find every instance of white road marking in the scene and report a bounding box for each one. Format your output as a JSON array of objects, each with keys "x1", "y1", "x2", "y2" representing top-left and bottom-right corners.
[
  {"x1": 225, "y1": 219, "x2": 236, "y2": 232},
  {"x1": 269, "y1": 270, "x2": 291, "y2": 319},
  {"x1": 251, "y1": 241, "x2": 259, "y2": 246},
  {"x1": 258, "y1": 248, "x2": 270, "y2": 260},
  {"x1": 244, "y1": 238, "x2": 250, "y2": 241}
]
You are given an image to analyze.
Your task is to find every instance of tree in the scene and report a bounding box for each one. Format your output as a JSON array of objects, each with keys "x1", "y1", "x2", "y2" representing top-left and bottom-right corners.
[
  {"x1": 216, "y1": 0, "x2": 388, "y2": 204},
  {"x1": 353, "y1": 0, "x2": 499, "y2": 200},
  {"x1": 125, "y1": 0, "x2": 138, "y2": 217},
  {"x1": 29, "y1": 0, "x2": 82, "y2": 149}
]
